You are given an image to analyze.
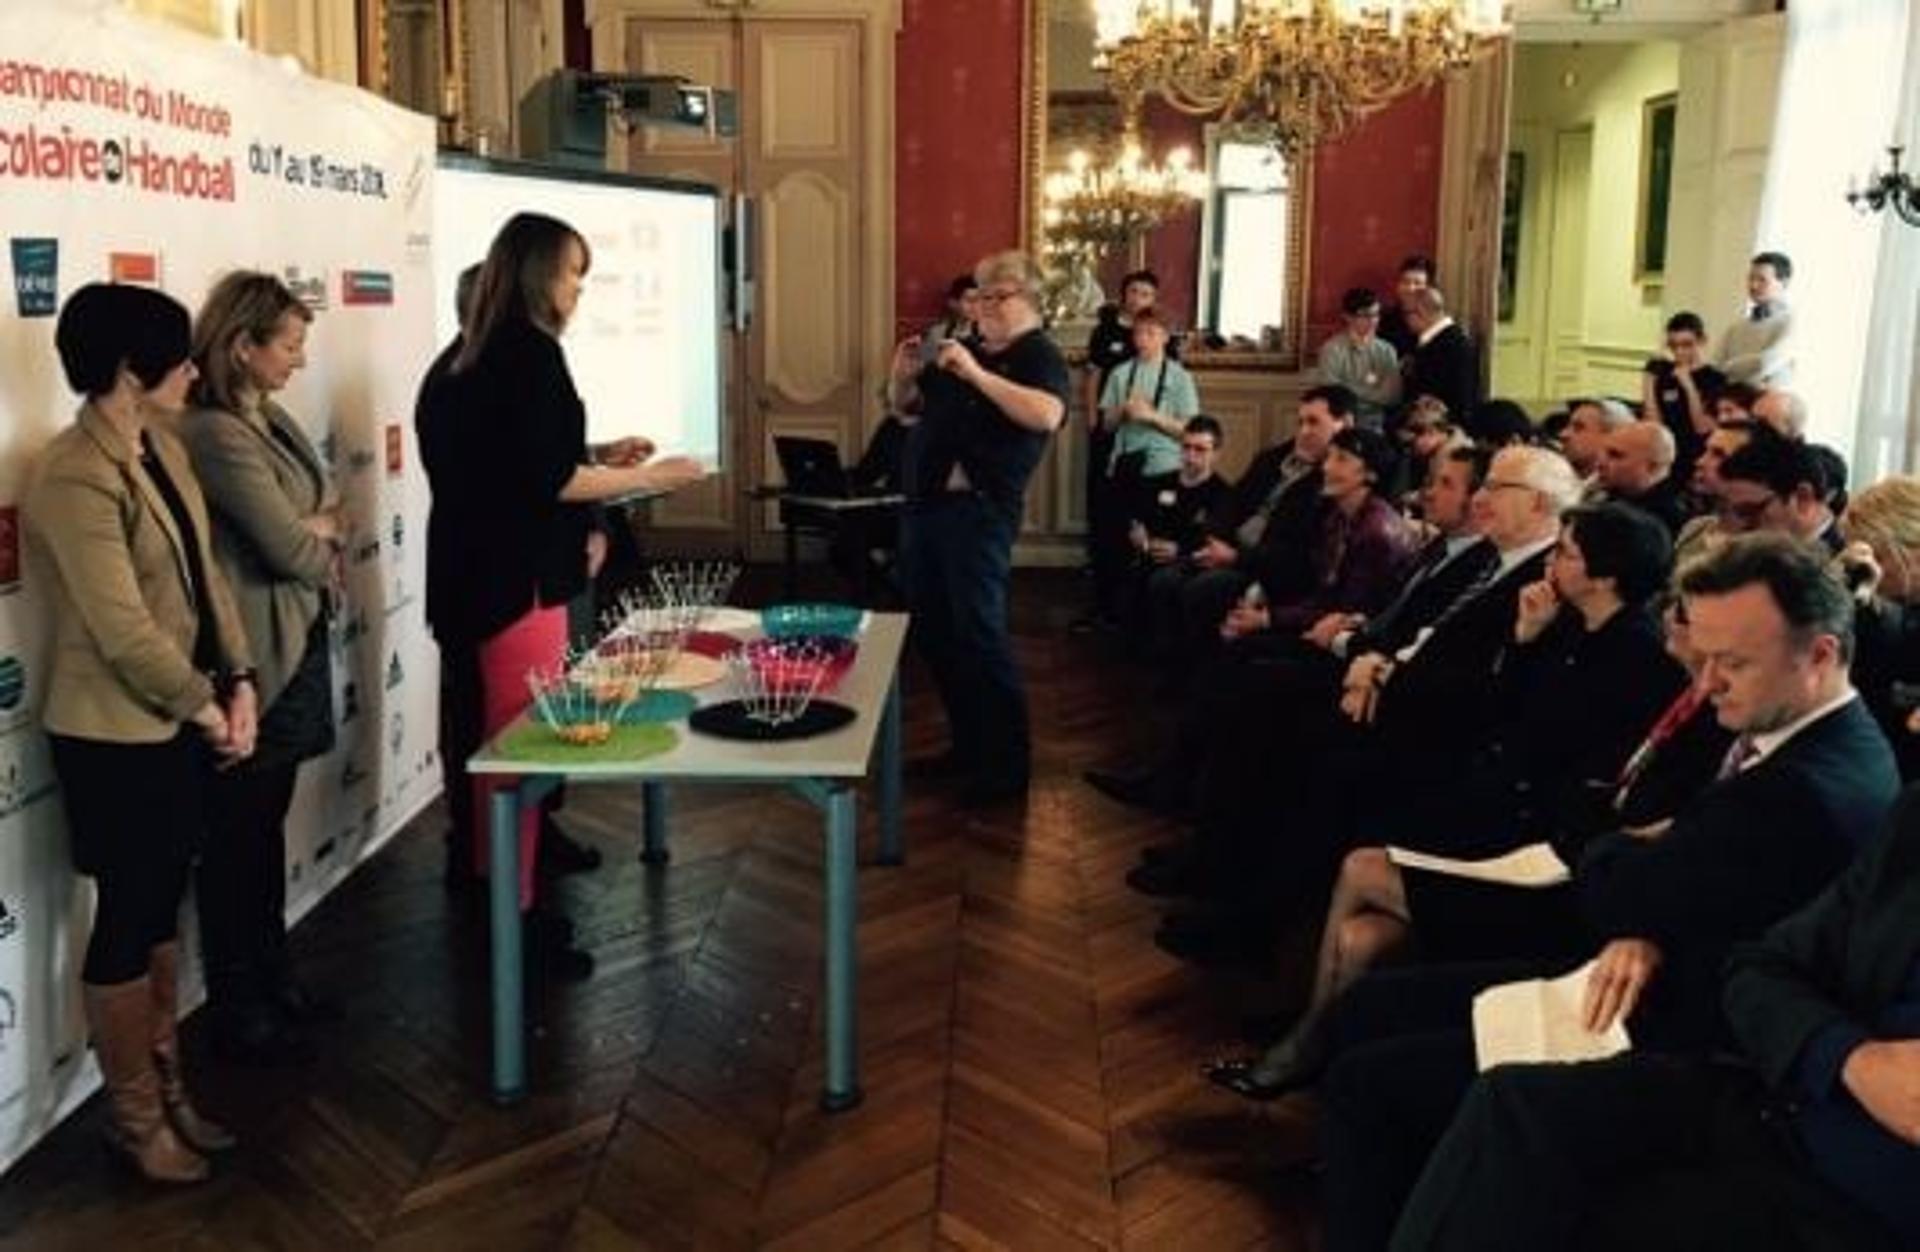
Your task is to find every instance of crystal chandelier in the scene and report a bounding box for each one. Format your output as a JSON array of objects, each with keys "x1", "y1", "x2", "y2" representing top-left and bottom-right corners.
[
  {"x1": 1042, "y1": 141, "x2": 1207, "y2": 261},
  {"x1": 1091, "y1": 0, "x2": 1510, "y2": 153}
]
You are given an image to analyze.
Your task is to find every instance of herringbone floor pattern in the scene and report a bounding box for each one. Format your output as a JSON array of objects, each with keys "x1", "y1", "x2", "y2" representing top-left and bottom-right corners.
[{"x1": 0, "y1": 571, "x2": 1322, "y2": 1250}]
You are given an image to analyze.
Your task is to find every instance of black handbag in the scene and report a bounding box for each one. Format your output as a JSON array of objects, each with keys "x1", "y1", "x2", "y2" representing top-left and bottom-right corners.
[{"x1": 249, "y1": 612, "x2": 336, "y2": 772}]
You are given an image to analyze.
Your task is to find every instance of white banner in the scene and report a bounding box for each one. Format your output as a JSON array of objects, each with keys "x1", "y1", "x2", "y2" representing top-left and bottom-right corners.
[{"x1": 0, "y1": 0, "x2": 440, "y2": 1170}]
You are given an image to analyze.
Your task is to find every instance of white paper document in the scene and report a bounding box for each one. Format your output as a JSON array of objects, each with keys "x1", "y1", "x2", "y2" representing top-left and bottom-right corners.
[
  {"x1": 1471, "y1": 961, "x2": 1632, "y2": 1072},
  {"x1": 1386, "y1": 842, "x2": 1572, "y2": 888}
]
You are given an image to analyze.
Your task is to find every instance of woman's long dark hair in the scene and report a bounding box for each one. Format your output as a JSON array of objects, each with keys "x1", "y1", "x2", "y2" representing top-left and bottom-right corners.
[{"x1": 452, "y1": 212, "x2": 590, "y2": 374}]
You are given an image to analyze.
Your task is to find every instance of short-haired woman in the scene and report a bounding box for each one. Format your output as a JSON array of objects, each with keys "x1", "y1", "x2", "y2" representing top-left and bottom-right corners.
[
  {"x1": 180, "y1": 271, "x2": 341, "y2": 1064},
  {"x1": 25, "y1": 283, "x2": 258, "y2": 1182},
  {"x1": 417, "y1": 212, "x2": 702, "y2": 977}
]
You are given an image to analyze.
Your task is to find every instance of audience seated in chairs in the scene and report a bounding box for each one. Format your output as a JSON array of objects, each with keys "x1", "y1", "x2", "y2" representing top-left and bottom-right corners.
[
  {"x1": 1311, "y1": 534, "x2": 1898, "y2": 1252},
  {"x1": 1594, "y1": 420, "x2": 1693, "y2": 536},
  {"x1": 1117, "y1": 415, "x2": 1231, "y2": 646},
  {"x1": 1715, "y1": 433, "x2": 1847, "y2": 553},
  {"x1": 1144, "y1": 384, "x2": 1354, "y2": 664},
  {"x1": 1393, "y1": 787, "x2": 1920, "y2": 1251},
  {"x1": 1838, "y1": 475, "x2": 1920, "y2": 780},
  {"x1": 1560, "y1": 398, "x2": 1638, "y2": 483}
]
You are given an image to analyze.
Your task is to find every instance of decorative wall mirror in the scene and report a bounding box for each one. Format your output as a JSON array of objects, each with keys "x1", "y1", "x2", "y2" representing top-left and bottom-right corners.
[{"x1": 1023, "y1": 0, "x2": 1312, "y2": 365}]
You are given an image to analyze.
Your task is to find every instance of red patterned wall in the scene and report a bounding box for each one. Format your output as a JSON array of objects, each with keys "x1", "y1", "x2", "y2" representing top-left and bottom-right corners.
[
  {"x1": 886, "y1": 6, "x2": 1444, "y2": 345},
  {"x1": 1306, "y1": 87, "x2": 1446, "y2": 348},
  {"x1": 894, "y1": 0, "x2": 1028, "y2": 332}
]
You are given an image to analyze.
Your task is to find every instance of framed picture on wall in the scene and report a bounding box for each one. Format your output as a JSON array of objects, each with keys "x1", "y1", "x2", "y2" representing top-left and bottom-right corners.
[{"x1": 1635, "y1": 93, "x2": 1677, "y2": 284}]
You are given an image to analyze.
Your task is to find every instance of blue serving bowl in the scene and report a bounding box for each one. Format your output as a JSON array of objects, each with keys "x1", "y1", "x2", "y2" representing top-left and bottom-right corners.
[{"x1": 760, "y1": 602, "x2": 863, "y2": 640}]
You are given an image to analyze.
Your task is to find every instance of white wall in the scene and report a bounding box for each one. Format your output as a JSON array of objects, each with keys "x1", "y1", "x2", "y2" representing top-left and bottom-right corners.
[{"x1": 1495, "y1": 40, "x2": 1681, "y2": 403}]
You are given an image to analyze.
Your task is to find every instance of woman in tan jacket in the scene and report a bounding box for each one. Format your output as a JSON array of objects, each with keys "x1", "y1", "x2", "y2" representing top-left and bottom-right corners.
[
  {"x1": 25, "y1": 283, "x2": 258, "y2": 1183},
  {"x1": 180, "y1": 272, "x2": 342, "y2": 1065}
]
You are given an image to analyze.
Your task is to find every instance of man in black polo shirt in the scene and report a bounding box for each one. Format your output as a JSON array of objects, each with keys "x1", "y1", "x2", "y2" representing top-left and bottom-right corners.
[{"x1": 889, "y1": 251, "x2": 1070, "y2": 807}]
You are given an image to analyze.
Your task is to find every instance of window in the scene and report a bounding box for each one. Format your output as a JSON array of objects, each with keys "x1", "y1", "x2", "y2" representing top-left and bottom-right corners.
[{"x1": 1199, "y1": 135, "x2": 1291, "y2": 344}]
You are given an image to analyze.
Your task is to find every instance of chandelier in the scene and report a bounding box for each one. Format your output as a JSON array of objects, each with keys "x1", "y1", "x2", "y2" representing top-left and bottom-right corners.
[
  {"x1": 1042, "y1": 141, "x2": 1207, "y2": 261},
  {"x1": 1846, "y1": 146, "x2": 1920, "y2": 228},
  {"x1": 1091, "y1": 0, "x2": 1510, "y2": 153}
]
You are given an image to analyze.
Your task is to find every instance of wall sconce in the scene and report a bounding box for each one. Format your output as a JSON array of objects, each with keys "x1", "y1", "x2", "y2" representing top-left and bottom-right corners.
[{"x1": 1847, "y1": 145, "x2": 1920, "y2": 227}]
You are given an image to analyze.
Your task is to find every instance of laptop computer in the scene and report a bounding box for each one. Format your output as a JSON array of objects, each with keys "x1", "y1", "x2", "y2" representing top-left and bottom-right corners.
[{"x1": 775, "y1": 435, "x2": 869, "y2": 498}]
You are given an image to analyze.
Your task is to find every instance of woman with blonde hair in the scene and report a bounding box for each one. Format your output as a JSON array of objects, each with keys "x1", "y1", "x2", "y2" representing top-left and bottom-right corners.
[
  {"x1": 1839, "y1": 474, "x2": 1920, "y2": 778},
  {"x1": 417, "y1": 211, "x2": 703, "y2": 977},
  {"x1": 26, "y1": 283, "x2": 257, "y2": 1182},
  {"x1": 180, "y1": 270, "x2": 341, "y2": 1064}
]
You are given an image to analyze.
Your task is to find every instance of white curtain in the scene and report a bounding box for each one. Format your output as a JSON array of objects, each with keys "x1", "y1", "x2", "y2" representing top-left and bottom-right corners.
[
  {"x1": 1851, "y1": 0, "x2": 1920, "y2": 480},
  {"x1": 1755, "y1": 0, "x2": 1914, "y2": 464}
]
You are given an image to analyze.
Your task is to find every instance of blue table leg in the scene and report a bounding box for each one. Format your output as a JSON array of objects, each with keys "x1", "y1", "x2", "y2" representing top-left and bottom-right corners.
[
  {"x1": 640, "y1": 781, "x2": 670, "y2": 864},
  {"x1": 489, "y1": 785, "x2": 526, "y2": 1105},
  {"x1": 876, "y1": 674, "x2": 904, "y2": 866},
  {"x1": 820, "y1": 783, "x2": 862, "y2": 1112}
]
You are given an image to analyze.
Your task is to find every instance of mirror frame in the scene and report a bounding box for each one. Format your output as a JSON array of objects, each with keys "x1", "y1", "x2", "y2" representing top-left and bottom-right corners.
[{"x1": 1020, "y1": 0, "x2": 1315, "y2": 368}]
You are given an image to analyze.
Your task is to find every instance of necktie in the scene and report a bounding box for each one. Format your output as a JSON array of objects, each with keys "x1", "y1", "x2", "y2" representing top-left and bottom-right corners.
[
  {"x1": 1425, "y1": 551, "x2": 1502, "y2": 636},
  {"x1": 1716, "y1": 733, "x2": 1759, "y2": 781}
]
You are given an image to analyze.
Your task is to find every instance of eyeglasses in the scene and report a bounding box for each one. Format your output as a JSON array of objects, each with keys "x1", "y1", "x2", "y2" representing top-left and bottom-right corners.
[{"x1": 977, "y1": 287, "x2": 1026, "y2": 306}]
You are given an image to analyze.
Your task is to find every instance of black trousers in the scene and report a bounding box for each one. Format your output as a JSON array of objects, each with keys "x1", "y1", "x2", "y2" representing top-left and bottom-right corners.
[
  {"x1": 49, "y1": 730, "x2": 207, "y2": 985},
  {"x1": 1391, "y1": 1054, "x2": 1902, "y2": 1252},
  {"x1": 899, "y1": 493, "x2": 1028, "y2": 782},
  {"x1": 1320, "y1": 959, "x2": 1561, "y2": 1252},
  {"x1": 197, "y1": 760, "x2": 300, "y2": 1007}
]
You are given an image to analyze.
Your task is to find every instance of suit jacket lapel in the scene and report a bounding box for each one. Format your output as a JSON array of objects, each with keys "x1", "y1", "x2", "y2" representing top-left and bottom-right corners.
[{"x1": 78, "y1": 404, "x2": 196, "y2": 602}]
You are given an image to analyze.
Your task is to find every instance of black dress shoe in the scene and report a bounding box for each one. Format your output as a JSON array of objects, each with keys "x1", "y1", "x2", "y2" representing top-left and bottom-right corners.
[
  {"x1": 212, "y1": 1002, "x2": 317, "y2": 1067},
  {"x1": 1125, "y1": 857, "x2": 1202, "y2": 898},
  {"x1": 1084, "y1": 768, "x2": 1166, "y2": 812},
  {"x1": 958, "y1": 776, "x2": 1030, "y2": 810},
  {"x1": 1201, "y1": 1055, "x2": 1320, "y2": 1101},
  {"x1": 538, "y1": 818, "x2": 603, "y2": 876}
]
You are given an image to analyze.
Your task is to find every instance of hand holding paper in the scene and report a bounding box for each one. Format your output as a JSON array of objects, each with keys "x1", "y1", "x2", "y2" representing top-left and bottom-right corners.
[{"x1": 1472, "y1": 960, "x2": 1632, "y2": 1072}]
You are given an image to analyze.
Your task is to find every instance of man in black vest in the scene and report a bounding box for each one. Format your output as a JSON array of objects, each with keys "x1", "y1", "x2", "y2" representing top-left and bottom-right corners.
[{"x1": 1399, "y1": 287, "x2": 1479, "y2": 435}]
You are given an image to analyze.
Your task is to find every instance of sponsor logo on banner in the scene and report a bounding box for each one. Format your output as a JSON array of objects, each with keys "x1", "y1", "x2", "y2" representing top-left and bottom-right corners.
[
  {"x1": 283, "y1": 265, "x2": 328, "y2": 310},
  {"x1": 0, "y1": 657, "x2": 26, "y2": 720},
  {"x1": 389, "y1": 514, "x2": 403, "y2": 550},
  {"x1": 339, "y1": 757, "x2": 370, "y2": 791},
  {"x1": 388, "y1": 711, "x2": 404, "y2": 757},
  {"x1": 107, "y1": 251, "x2": 160, "y2": 286},
  {"x1": 0, "y1": 753, "x2": 54, "y2": 821},
  {"x1": 0, "y1": 507, "x2": 20, "y2": 594},
  {"x1": 345, "y1": 446, "x2": 375, "y2": 477},
  {"x1": 385, "y1": 651, "x2": 403, "y2": 691},
  {"x1": 351, "y1": 536, "x2": 380, "y2": 566},
  {"x1": 341, "y1": 270, "x2": 393, "y2": 306},
  {"x1": 384, "y1": 424, "x2": 403, "y2": 477},
  {"x1": 9, "y1": 238, "x2": 57, "y2": 317},
  {"x1": 340, "y1": 680, "x2": 360, "y2": 724}
]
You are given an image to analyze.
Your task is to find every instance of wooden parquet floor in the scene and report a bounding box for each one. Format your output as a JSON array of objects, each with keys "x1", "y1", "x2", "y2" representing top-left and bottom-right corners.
[{"x1": 0, "y1": 570, "x2": 1323, "y2": 1251}]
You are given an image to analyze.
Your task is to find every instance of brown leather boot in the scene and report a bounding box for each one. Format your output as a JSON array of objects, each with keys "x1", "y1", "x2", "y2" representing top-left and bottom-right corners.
[
  {"x1": 83, "y1": 977, "x2": 209, "y2": 1184},
  {"x1": 148, "y1": 942, "x2": 236, "y2": 1153}
]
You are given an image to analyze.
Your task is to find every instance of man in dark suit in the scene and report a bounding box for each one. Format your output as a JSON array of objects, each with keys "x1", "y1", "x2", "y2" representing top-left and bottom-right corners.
[
  {"x1": 1393, "y1": 788, "x2": 1920, "y2": 1252},
  {"x1": 1715, "y1": 436, "x2": 1847, "y2": 554},
  {"x1": 1142, "y1": 447, "x2": 1582, "y2": 960},
  {"x1": 1398, "y1": 287, "x2": 1479, "y2": 435},
  {"x1": 1312, "y1": 533, "x2": 1901, "y2": 1252}
]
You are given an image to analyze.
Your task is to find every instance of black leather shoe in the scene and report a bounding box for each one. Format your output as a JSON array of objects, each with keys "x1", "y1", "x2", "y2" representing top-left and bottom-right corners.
[
  {"x1": 1084, "y1": 768, "x2": 1170, "y2": 813},
  {"x1": 1201, "y1": 1055, "x2": 1319, "y2": 1101},
  {"x1": 212, "y1": 1002, "x2": 317, "y2": 1067},
  {"x1": 1125, "y1": 857, "x2": 1202, "y2": 898},
  {"x1": 538, "y1": 818, "x2": 602, "y2": 876}
]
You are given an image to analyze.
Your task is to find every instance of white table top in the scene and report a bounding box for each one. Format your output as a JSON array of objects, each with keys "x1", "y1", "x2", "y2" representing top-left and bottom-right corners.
[{"x1": 467, "y1": 612, "x2": 907, "y2": 781}]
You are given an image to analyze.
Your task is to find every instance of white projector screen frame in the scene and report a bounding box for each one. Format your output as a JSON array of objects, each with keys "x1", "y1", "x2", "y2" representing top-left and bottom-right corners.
[{"x1": 432, "y1": 154, "x2": 726, "y2": 468}]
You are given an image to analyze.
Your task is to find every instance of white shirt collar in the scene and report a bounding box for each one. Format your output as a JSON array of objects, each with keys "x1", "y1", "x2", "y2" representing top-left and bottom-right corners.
[
  {"x1": 1417, "y1": 316, "x2": 1456, "y2": 348},
  {"x1": 1494, "y1": 532, "x2": 1557, "y2": 577},
  {"x1": 1745, "y1": 689, "x2": 1857, "y2": 769}
]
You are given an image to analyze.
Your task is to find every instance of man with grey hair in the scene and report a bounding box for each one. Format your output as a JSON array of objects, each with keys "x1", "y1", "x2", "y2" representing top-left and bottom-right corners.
[
  {"x1": 1561, "y1": 397, "x2": 1636, "y2": 479},
  {"x1": 1597, "y1": 420, "x2": 1691, "y2": 536},
  {"x1": 1399, "y1": 286, "x2": 1479, "y2": 436},
  {"x1": 889, "y1": 250, "x2": 1069, "y2": 807},
  {"x1": 1753, "y1": 387, "x2": 1810, "y2": 440}
]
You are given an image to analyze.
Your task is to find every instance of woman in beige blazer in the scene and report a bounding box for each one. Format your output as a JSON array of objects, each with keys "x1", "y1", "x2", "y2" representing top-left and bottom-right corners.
[
  {"x1": 25, "y1": 284, "x2": 258, "y2": 1184},
  {"x1": 180, "y1": 272, "x2": 342, "y2": 1066}
]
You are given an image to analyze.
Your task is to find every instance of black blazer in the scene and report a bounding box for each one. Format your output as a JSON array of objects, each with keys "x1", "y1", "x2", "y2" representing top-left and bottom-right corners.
[
  {"x1": 1613, "y1": 475, "x2": 1694, "y2": 537},
  {"x1": 1853, "y1": 596, "x2": 1920, "y2": 781},
  {"x1": 1350, "y1": 536, "x2": 1498, "y2": 658},
  {"x1": 1374, "y1": 545, "x2": 1552, "y2": 746},
  {"x1": 1209, "y1": 442, "x2": 1303, "y2": 545},
  {"x1": 1578, "y1": 698, "x2": 1900, "y2": 1048},
  {"x1": 1723, "y1": 785, "x2": 1920, "y2": 1091},
  {"x1": 1403, "y1": 322, "x2": 1480, "y2": 426},
  {"x1": 416, "y1": 322, "x2": 591, "y2": 647}
]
